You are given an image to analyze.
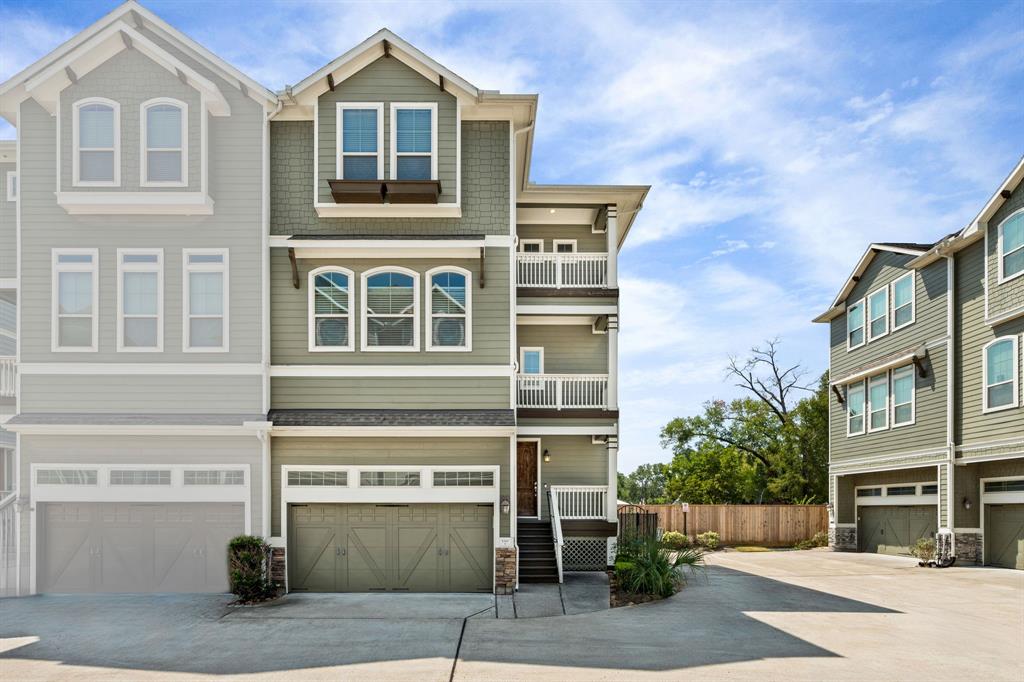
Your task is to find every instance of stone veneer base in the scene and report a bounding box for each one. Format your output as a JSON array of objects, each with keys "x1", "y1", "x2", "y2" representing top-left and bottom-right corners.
[
  {"x1": 955, "y1": 532, "x2": 983, "y2": 565},
  {"x1": 829, "y1": 526, "x2": 857, "y2": 552},
  {"x1": 495, "y1": 547, "x2": 517, "y2": 595}
]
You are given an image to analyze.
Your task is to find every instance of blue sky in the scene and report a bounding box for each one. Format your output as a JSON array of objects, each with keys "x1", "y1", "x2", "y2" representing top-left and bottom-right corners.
[{"x1": 2, "y1": 1, "x2": 1022, "y2": 471}]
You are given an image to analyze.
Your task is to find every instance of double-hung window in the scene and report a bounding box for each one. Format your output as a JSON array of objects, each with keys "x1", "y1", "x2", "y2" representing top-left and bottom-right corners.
[
  {"x1": 391, "y1": 103, "x2": 436, "y2": 181},
  {"x1": 868, "y1": 373, "x2": 889, "y2": 431},
  {"x1": 867, "y1": 288, "x2": 888, "y2": 340},
  {"x1": 998, "y1": 210, "x2": 1024, "y2": 282},
  {"x1": 427, "y1": 267, "x2": 470, "y2": 351},
  {"x1": 553, "y1": 240, "x2": 577, "y2": 254},
  {"x1": 183, "y1": 249, "x2": 228, "y2": 352},
  {"x1": 309, "y1": 267, "x2": 353, "y2": 351},
  {"x1": 847, "y1": 381, "x2": 865, "y2": 435},
  {"x1": 52, "y1": 249, "x2": 98, "y2": 351},
  {"x1": 362, "y1": 267, "x2": 418, "y2": 350},
  {"x1": 891, "y1": 273, "x2": 915, "y2": 330},
  {"x1": 117, "y1": 249, "x2": 163, "y2": 351},
  {"x1": 983, "y1": 337, "x2": 1019, "y2": 412},
  {"x1": 73, "y1": 98, "x2": 119, "y2": 186},
  {"x1": 847, "y1": 299, "x2": 865, "y2": 349},
  {"x1": 519, "y1": 240, "x2": 543, "y2": 253},
  {"x1": 891, "y1": 365, "x2": 915, "y2": 426},
  {"x1": 141, "y1": 98, "x2": 186, "y2": 186},
  {"x1": 337, "y1": 103, "x2": 383, "y2": 180}
]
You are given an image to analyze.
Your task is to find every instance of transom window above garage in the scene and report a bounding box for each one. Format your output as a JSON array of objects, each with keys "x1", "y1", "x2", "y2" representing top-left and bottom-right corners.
[
  {"x1": 984, "y1": 479, "x2": 1024, "y2": 493},
  {"x1": 433, "y1": 471, "x2": 494, "y2": 487},
  {"x1": 856, "y1": 487, "x2": 882, "y2": 497},
  {"x1": 36, "y1": 469, "x2": 98, "y2": 485},
  {"x1": 184, "y1": 470, "x2": 245, "y2": 486},
  {"x1": 288, "y1": 471, "x2": 349, "y2": 487},
  {"x1": 360, "y1": 471, "x2": 421, "y2": 487},
  {"x1": 110, "y1": 469, "x2": 171, "y2": 485}
]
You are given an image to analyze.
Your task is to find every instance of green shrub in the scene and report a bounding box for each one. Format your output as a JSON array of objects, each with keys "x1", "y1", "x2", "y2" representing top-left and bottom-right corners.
[
  {"x1": 695, "y1": 531, "x2": 720, "y2": 550},
  {"x1": 795, "y1": 530, "x2": 829, "y2": 550},
  {"x1": 228, "y1": 535, "x2": 275, "y2": 603},
  {"x1": 910, "y1": 538, "x2": 936, "y2": 562},
  {"x1": 614, "y1": 537, "x2": 706, "y2": 598},
  {"x1": 661, "y1": 531, "x2": 691, "y2": 549}
]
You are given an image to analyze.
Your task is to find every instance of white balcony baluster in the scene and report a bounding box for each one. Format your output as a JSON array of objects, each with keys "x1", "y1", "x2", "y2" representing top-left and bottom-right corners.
[
  {"x1": 517, "y1": 253, "x2": 609, "y2": 288},
  {"x1": 0, "y1": 358, "x2": 14, "y2": 399},
  {"x1": 550, "y1": 485, "x2": 608, "y2": 520},
  {"x1": 516, "y1": 374, "x2": 608, "y2": 409}
]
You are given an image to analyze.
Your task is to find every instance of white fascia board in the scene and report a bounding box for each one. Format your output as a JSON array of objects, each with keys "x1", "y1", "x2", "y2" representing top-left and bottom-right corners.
[
  {"x1": 516, "y1": 315, "x2": 598, "y2": 326},
  {"x1": 56, "y1": 192, "x2": 214, "y2": 215},
  {"x1": 19, "y1": 362, "x2": 263, "y2": 375},
  {"x1": 314, "y1": 203, "x2": 462, "y2": 219},
  {"x1": 830, "y1": 350, "x2": 922, "y2": 386},
  {"x1": 271, "y1": 426, "x2": 516, "y2": 438},
  {"x1": 516, "y1": 425, "x2": 618, "y2": 436},
  {"x1": 516, "y1": 305, "x2": 618, "y2": 316},
  {"x1": 985, "y1": 305, "x2": 1024, "y2": 327},
  {"x1": 7, "y1": 424, "x2": 264, "y2": 436},
  {"x1": 0, "y1": 279, "x2": 17, "y2": 290},
  {"x1": 959, "y1": 156, "x2": 1024, "y2": 238},
  {"x1": 271, "y1": 365, "x2": 511, "y2": 377},
  {"x1": 270, "y1": 236, "x2": 510, "y2": 249}
]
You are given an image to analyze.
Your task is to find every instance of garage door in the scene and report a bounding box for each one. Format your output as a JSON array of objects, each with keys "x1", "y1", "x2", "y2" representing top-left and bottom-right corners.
[
  {"x1": 858, "y1": 505, "x2": 936, "y2": 555},
  {"x1": 985, "y1": 504, "x2": 1024, "y2": 570},
  {"x1": 40, "y1": 502, "x2": 244, "y2": 593},
  {"x1": 288, "y1": 503, "x2": 492, "y2": 593}
]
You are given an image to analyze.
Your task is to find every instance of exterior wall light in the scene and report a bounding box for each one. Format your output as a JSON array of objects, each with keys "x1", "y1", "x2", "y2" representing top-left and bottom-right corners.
[
  {"x1": 500, "y1": 497, "x2": 510, "y2": 515},
  {"x1": 961, "y1": 496, "x2": 972, "y2": 511},
  {"x1": 543, "y1": 449, "x2": 551, "y2": 463}
]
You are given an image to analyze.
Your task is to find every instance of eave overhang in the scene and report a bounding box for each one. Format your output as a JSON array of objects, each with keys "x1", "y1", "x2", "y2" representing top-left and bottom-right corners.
[{"x1": 813, "y1": 243, "x2": 929, "y2": 323}]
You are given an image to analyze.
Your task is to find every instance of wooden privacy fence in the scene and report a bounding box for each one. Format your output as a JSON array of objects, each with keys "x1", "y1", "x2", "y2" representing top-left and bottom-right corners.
[{"x1": 628, "y1": 504, "x2": 829, "y2": 547}]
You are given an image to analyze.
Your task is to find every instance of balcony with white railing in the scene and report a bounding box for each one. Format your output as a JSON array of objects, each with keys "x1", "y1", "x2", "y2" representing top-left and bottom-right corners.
[
  {"x1": 550, "y1": 485, "x2": 609, "y2": 520},
  {"x1": 0, "y1": 358, "x2": 13, "y2": 399},
  {"x1": 517, "y1": 253, "x2": 609, "y2": 289},
  {"x1": 517, "y1": 374, "x2": 608, "y2": 410}
]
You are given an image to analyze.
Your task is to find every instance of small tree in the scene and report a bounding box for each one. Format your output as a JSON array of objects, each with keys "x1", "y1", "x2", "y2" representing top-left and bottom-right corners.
[{"x1": 228, "y1": 535, "x2": 276, "y2": 603}]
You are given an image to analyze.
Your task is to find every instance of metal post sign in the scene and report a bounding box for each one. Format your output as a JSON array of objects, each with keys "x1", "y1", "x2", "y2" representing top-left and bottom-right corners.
[{"x1": 681, "y1": 503, "x2": 690, "y2": 512}]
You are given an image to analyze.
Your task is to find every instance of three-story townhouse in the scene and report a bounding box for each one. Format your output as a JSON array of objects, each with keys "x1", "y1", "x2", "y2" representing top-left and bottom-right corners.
[
  {"x1": 0, "y1": 1, "x2": 278, "y2": 594},
  {"x1": 815, "y1": 157, "x2": 1024, "y2": 570}
]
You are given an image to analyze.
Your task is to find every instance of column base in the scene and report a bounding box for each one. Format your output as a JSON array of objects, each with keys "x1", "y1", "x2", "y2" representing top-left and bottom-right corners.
[
  {"x1": 495, "y1": 547, "x2": 517, "y2": 594},
  {"x1": 955, "y1": 532, "x2": 983, "y2": 565},
  {"x1": 829, "y1": 525, "x2": 857, "y2": 552}
]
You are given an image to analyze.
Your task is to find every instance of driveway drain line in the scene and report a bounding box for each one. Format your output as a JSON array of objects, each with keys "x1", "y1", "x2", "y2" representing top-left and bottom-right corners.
[{"x1": 449, "y1": 604, "x2": 495, "y2": 682}]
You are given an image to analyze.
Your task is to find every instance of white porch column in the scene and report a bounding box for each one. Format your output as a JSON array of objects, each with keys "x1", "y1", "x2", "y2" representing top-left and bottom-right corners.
[
  {"x1": 606, "y1": 435, "x2": 619, "y2": 522},
  {"x1": 605, "y1": 205, "x2": 618, "y2": 288},
  {"x1": 607, "y1": 314, "x2": 618, "y2": 410}
]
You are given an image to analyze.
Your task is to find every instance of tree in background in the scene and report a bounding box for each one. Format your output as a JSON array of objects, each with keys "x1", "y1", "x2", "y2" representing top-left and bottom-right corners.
[
  {"x1": 617, "y1": 462, "x2": 668, "y2": 504},
  {"x1": 658, "y1": 339, "x2": 828, "y2": 504}
]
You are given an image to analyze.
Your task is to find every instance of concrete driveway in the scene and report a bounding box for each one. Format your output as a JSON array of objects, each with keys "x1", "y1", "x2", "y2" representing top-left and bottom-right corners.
[{"x1": 1, "y1": 550, "x2": 1021, "y2": 680}]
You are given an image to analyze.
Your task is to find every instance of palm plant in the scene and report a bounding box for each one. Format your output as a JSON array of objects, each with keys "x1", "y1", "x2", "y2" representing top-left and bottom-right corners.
[{"x1": 616, "y1": 537, "x2": 706, "y2": 598}]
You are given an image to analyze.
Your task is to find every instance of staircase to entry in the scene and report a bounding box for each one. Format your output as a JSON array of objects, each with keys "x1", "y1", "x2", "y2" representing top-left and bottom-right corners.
[{"x1": 517, "y1": 519, "x2": 559, "y2": 583}]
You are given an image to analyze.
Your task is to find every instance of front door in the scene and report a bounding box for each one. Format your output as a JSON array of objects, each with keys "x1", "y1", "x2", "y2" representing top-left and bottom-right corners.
[{"x1": 517, "y1": 441, "x2": 538, "y2": 517}]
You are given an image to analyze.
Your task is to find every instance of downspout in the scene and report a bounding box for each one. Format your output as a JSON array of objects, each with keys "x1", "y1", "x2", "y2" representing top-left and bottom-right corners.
[
  {"x1": 262, "y1": 98, "x2": 283, "y2": 542},
  {"x1": 944, "y1": 253, "x2": 956, "y2": 560}
]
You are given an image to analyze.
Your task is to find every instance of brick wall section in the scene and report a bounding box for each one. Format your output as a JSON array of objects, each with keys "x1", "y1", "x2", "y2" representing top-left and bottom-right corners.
[
  {"x1": 956, "y1": 532, "x2": 983, "y2": 565},
  {"x1": 494, "y1": 547, "x2": 517, "y2": 594},
  {"x1": 270, "y1": 547, "x2": 286, "y2": 592},
  {"x1": 829, "y1": 526, "x2": 857, "y2": 551},
  {"x1": 270, "y1": 120, "x2": 510, "y2": 236}
]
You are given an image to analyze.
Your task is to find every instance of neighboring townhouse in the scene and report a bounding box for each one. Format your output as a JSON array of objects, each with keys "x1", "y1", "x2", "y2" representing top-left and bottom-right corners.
[
  {"x1": 815, "y1": 158, "x2": 1024, "y2": 570},
  {"x1": 0, "y1": 2, "x2": 278, "y2": 595},
  {"x1": 1, "y1": 140, "x2": 15, "y2": 497},
  {"x1": 267, "y1": 32, "x2": 645, "y2": 594},
  {"x1": 0, "y1": 1, "x2": 647, "y2": 596}
]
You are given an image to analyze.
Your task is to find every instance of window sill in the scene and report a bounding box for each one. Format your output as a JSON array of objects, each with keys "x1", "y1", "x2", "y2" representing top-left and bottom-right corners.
[
  {"x1": 314, "y1": 202, "x2": 460, "y2": 219},
  {"x1": 56, "y1": 192, "x2": 214, "y2": 215}
]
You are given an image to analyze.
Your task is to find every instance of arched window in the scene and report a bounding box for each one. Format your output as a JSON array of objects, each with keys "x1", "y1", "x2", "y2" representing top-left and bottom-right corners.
[
  {"x1": 142, "y1": 98, "x2": 187, "y2": 185},
  {"x1": 309, "y1": 267, "x2": 353, "y2": 351},
  {"x1": 426, "y1": 267, "x2": 471, "y2": 351},
  {"x1": 74, "y1": 98, "x2": 119, "y2": 186},
  {"x1": 361, "y1": 267, "x2": 419, "y2": 351},
  {"x1": 983, "y1": 337, "x2": 1019, "y2": 412},
  {"x1": 998, "y1": 209, "x2": 1024, "y2": 282}
]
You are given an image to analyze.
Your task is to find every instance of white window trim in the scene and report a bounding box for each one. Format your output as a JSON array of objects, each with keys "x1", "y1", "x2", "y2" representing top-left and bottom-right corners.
[
  {"x1": 519, "y1": 346, "x2": 545, "y2": 374},
  {"x1": 982, "y1": 335, "x2": 1020, "y2": 413},
  {"x1": 51, "y1": 248, "x2": 99, "y2": 353},
  {"x1": 846, "y1": 298, "x2": 865, "y2": 351},
  {"x1": 182, "y1": 248, "x2": 229, "y2": 353},
  {"x1": 553, "y1": 239, "x2": 578, "y2": 253},
  {"x1": 890, "y1": 271, "x2": 916, "y2": 331},
  {"x1": 890, "y1": 365, "x2": 916, "y2": 428},
  {"x1": 389, "y1": 102, "x2": 438, "y2": 181},
  {"x1": 116, "y1": 248, "x2": 164, "y2": 353},
  {"x1": 519, "y1": 239, "x2": 544, "y2": 253},
  {"x1": 360, "y1": 265, "x2": 420, "y2": 352},
  {"x1": 425, "y1": 265, "x2": 472, "y2": 352},
  {"x1": 867, "y1": 286, "x2": 889, "y2": 341},
  {"x1": 5, "y1": 171, "x2": 16, "y2": 202},
  {"x1": 867, "y1": 372, "x2": 889, "y2": 432},
  {"x1": 140, "y1": 97, "x2": 188, "y2": 187},
  {"x1": 72, "y1": 97, "x2": 120, "y2": 187},
  {"x1": 846, "y1": 380, "x2": 865, "y2": 436},
  {"x1": 308, "y1": 266, "x2": 354, "y2": 352},
  {"x1": 335, "y1": 102, "x2": 384, "y2": 180},
  {"x1": 996, "y1": 207, "x2": 1024, "y2": 284},
  {"x1": 854, "y1": 482, "x2": 938, "y2": 506}
]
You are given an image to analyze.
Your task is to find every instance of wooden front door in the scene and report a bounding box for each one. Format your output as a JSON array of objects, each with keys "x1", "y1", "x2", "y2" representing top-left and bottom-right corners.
[{"x1": 517, "y1": 442, "x2": 538, "y2": 516}]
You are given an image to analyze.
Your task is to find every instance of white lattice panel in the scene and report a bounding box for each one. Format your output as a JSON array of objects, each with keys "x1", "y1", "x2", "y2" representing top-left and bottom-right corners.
[{"x1": 562, "y1": 537, "x2": 608, "y2": 571}]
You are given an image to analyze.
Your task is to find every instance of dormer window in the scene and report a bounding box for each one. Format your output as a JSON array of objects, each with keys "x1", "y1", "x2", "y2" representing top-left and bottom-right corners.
[
  {"x1": 337, "y1": 103, "x2": 383, "y2": 180},
  {"x1": 141, "y1": 98, "x2": 187, "y2": 186},
  {"x1": 391, "y1": 103, "x2": 436, "y2": 180},
  {"x1": 999, "y1": 210, "x2": 1024, "y2": 282},
  {"x1": 73, "y1": 98, "x2": 119, "y2": 186}
]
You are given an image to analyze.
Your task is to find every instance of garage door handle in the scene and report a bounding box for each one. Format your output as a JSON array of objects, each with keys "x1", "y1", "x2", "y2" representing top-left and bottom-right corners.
[
  {"x1": 336, "y1": 547, "x2": 346, "y2": 556},
  {"x1": 438, "y1": 547, "x2": 449, "y2": 556}
]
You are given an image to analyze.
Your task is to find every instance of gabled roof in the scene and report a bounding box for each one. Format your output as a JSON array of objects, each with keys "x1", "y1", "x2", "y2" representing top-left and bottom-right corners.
[
  {"x1": 812, "y1": 243, "x2": 931, "y2": 323},
  {"x1": 0, "y1": 0, "x2": 276, "y2": 124}
]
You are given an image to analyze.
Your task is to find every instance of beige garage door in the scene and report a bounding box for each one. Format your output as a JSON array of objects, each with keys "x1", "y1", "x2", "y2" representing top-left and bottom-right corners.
[
  {"x1": 39, "y1": 502, "x2": 244, "y2": 593},
  {"x1": 288, "y1": 503, "x2": 493, "y2": 593}
]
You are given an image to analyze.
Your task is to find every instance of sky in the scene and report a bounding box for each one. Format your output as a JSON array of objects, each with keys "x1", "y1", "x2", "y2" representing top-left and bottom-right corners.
[{"x1": 1, "y1": 0, "x2": 1022, "y2": 472}]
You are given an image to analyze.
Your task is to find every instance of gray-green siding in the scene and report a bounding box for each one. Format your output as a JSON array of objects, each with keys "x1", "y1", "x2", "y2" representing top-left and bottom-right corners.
[
  {"x1": 534, "y1": 435, "x2": 609, "y2": 519},
  {"x1": 270, "y1": 436, "x2": 511, "y2": 536},
  {"x1": 953, "y1": 458, "x2": 1024, "y2": 527},
  {"x1": 517, "y1": 325, "x2": 608, "y2": 374},
  {"x1": 270, "y1": 120, "x2": 509, "y2": 236},
  {"x1": 0, "y1": 161, "x2": 14, "y2": 279},
  {"x1": 835, "y1": 466, "x2": 939, "y2": 524},
  {"x1": 270, "y1": 376, "x2": 510, "y2": 410},
  {"x1": 317, "y1": 57, "x2": 457, "y2": 204},
  {"x1": 516, "y1": 225, "x2": 607, "y2": 253},
  {"x1": 986, "y1": 182, "x2": 1024, "y2": 317},
  {"x1": 270, "y1": 249, "x2": 511, "y2": 365}
]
